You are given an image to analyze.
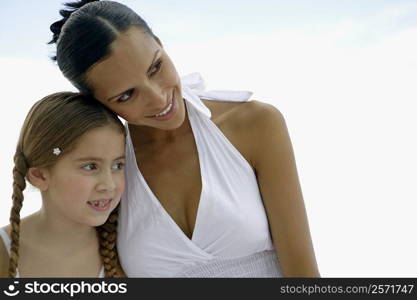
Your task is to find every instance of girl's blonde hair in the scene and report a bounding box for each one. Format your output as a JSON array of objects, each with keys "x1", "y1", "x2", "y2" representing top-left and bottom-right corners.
[{"x1": 9, "y1": 91, "x2": 125, "y2": 278}]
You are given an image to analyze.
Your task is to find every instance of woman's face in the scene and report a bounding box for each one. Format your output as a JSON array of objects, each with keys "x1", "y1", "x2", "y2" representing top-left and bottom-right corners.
[{"x1": 86, "y1": 27, "x2": 185, "y2": 130}]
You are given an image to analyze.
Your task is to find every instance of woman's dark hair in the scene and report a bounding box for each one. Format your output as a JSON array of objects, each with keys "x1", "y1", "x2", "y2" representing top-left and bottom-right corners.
[
  {"x1": 9, "y1": 92, "x2": 125, "y2": 278},
  {"x1": 49, "y1": 0, "x2": 157, "y2": 94}
]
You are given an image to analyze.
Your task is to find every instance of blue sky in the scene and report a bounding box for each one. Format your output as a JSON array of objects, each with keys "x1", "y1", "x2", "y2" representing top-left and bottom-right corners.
[
  {"x1": 1, "y1": 1, "x2": 417, "y2": 277},
  {"x1": 1, "y1": 0, "x2": 417, "y2": 58}
]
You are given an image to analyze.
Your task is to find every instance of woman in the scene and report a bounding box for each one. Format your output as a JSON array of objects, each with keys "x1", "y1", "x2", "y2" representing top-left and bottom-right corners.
[
  {"x1": 48, "y1": 0, "x2": 320, "y2": 277},
  {"x1": 0, "y1": 92, "x2": 125, "y2": 277}
]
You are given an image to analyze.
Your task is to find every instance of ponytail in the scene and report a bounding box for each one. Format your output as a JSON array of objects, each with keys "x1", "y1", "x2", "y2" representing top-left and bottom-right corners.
[
  {"x1": 48, "y1": 0, "x2": 156, "y2": 93},
  {"x1": 48, "y1": 0, "x2": 100, "y2": 54}
]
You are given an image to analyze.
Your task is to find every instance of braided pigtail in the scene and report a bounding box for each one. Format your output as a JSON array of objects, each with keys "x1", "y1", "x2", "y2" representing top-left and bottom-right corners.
[
  {"x1": 8, "y1": 150, "x2": 28, "y2": 278},
  {"x1": 96, "y1": 204, "x2": 121, "y2": 278}
]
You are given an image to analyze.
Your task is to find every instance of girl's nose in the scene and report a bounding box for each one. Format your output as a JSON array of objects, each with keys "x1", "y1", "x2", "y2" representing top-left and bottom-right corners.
[{"x1": 96, "y1": 171, "x2": 116, "y2": 192}]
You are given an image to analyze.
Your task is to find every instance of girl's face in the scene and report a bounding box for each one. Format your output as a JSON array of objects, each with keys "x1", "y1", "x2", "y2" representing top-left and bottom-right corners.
[
  {"x1": 86, "y1": 27, "x2": 185, "y2": 130},
  {"x1": 42, "y1": 125, "x2": 125, "y2": 227}
]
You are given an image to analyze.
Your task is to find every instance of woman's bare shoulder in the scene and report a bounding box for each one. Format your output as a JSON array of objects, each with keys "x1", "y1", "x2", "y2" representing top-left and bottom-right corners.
[
  {"x1": 202, "y1": 99, "x2": 284, "y2": 165},
  {"x1": 203, "y1": 99, "x2": 283, "y2": 125}
]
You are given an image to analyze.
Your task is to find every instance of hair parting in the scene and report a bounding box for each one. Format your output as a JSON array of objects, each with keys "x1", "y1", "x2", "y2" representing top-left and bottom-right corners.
[{"x1": 48, "y1": 0, "x2": 157, "y2": 94}]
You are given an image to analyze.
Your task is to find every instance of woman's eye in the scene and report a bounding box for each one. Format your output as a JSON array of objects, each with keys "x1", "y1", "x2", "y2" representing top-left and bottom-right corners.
[
  {"x1": 149, "y1": 60, "x2": 162, "y2": 76},
  {"x1": 117, "y1": 89, "x2": 134, "y2": 103},
  {"x1": 82, "y1": 163, "x2": 97, "y2": 171},
  {"x1": 112, "y1": 162, "x2": 125, "y2": 170}
]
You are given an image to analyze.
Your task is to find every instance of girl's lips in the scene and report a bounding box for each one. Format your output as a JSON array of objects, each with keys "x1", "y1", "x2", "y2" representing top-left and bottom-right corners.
[{"x1": 87, "y1": 199, "x2": 112, "y2": 212}]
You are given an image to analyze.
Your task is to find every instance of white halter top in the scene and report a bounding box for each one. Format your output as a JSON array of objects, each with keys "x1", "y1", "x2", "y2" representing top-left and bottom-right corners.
[
  {"x1": 117, "y1": 73, "x2": 282, "y2": 277},
  {"x1": 0, "y1": 228, "x2": 105, "y2": 278}
]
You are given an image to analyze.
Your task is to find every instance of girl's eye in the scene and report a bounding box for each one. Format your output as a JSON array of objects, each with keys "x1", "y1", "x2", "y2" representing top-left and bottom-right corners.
[
  {"x1": 82, "y1": 163, "x2": 97, "y2": 171},
  {"x1": 117, "y1": 89, "x2": 134, "y2": 103},
  {"x1": 149, "y1": 60, "x2": 162, "y2": 76},
  {"x1": 112, "y1": 162, "x2": 125, "y2": 170}
]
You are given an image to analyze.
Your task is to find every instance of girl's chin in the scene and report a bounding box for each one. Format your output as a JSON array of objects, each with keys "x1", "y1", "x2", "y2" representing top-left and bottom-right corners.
[{"x1": 90, "y1": 216, "x2": 112, "y2": 228}]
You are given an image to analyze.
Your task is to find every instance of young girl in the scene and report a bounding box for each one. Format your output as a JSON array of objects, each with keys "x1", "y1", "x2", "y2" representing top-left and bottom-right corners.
[{"x1": 0, "y1": 92, "x2": 126, "y2": 278}]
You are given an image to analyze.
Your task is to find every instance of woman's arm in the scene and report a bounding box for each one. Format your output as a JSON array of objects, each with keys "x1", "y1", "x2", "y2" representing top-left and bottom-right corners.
[{"x1": 248, "y1": 101, "x2": 320, "y2": 277}]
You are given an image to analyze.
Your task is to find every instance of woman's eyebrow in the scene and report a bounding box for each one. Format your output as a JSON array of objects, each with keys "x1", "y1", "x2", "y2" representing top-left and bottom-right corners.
[
  {"x1": 106, "y1": 49, "x2": 161, "y2": 102},
  {"x1": 147, "y1": 49, "x2": 161, "y2": 74},
  {"x1": 107, "y1": 90, "x2": 128, "y2": 102}
]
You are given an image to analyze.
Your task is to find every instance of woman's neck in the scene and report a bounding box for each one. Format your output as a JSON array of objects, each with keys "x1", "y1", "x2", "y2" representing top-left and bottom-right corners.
[{"x1": 129, "y1": 99, "x2": 193, "y2": 148}]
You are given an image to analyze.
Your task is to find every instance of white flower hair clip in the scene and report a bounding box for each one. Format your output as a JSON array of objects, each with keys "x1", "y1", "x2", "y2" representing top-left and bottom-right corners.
[{"x1": 53, "y1": 148, "x2": 61, "y2": 156}]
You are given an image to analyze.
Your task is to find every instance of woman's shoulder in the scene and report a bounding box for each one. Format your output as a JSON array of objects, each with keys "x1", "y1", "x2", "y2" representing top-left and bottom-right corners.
[
  {"x1": 203, "y1": 99, "x2": 284, "y2": 130},
  {"x1": 202, "y1": 99, "x2": 285, "y2": 166}
]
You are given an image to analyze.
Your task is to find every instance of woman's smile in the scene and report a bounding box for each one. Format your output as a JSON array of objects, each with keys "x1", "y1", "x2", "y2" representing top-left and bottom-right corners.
[
  {"x1": 145, "y1": 90, "x2": 177, "y2": 121},
  {"x1": 86, "y1": 27, "x2": 186, "y2": 130}
]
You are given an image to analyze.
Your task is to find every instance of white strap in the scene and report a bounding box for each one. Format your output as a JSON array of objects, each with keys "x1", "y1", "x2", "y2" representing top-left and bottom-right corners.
[
  {"x1": 0, "y1": 228, "x2": 11, "y2": 256},
  {"x1": 181, "y1": 73, "x2": 253, "y2": 118}
]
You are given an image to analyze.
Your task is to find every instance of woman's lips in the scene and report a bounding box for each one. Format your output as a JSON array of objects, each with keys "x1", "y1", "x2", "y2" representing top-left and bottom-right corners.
[{"x1": 146, "y1": 90, "x2": 177, "y2": 121}]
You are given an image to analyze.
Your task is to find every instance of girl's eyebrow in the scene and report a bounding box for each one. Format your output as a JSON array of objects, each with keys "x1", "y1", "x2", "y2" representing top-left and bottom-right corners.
[
  {"x1": 75, "y1": 155, "x2": 126, "y2": 162},
  {"x1": 106, "y1": 49, "x2": 161, "y2": 102}
]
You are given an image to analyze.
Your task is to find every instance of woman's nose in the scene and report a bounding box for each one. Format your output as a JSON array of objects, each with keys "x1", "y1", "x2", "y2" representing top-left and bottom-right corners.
[{"x1": 143, "y1": 83, "x2": 167, "y2": 108}]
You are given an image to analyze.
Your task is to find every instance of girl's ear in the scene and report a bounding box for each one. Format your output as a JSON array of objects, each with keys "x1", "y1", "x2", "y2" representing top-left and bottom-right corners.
[{"x1": 27, "y1": 167, "x2": 50, "y2": 191}]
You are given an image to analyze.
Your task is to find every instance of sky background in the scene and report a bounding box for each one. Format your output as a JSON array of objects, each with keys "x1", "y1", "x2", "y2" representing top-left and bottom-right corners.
[{"x1": 1, "y1": 0, "x2": 417, "y2": 277}]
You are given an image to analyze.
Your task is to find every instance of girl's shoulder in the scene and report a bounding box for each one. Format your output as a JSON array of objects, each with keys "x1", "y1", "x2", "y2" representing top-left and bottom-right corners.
[
  {"x1": 1, "y1": 225, "x2": 11, "y2": 236},
  {"x1": 0, "y1": 214, "x2": 39, "y2": 278},
  {"x1": 0, "y1": 226, "x2": 10, "y2": 277}
]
